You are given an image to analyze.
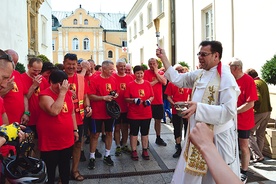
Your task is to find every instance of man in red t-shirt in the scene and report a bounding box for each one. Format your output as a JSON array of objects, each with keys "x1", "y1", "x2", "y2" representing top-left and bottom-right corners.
[
  {"x1": 21, "y1": 57, "x2": 49, "y2": 158},
  {"x1": 88, "y1": 60, "x2": 119, "y2": 169},
  {"x1": 112, "y1": 59, "x2": 133, "y2": 156},
  {"x1": 0, "y1": 49, "x2": 29, "y2": 125},
  {"x1": 63, "y1": 53, "x2": 91, "y2": 181},
  {"x1": 144, "y1": 58, "x2": 167, "y2": 146},
  {"x1": 230, "y1": 58, "x2": 258, "y2": 183}
]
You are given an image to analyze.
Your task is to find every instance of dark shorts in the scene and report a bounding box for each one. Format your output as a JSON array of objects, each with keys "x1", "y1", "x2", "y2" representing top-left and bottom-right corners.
[
  {"x1": 238, "y1": 129, "x2": 250, "y2": 139},
  {"x1": 151, "y1": 104, "x2": 164, "y2": 119},
  {"x1": 76, "y1": 124, "x2": 84, "y2": 142},
  {"x1": 114, "y1": 112, "x2": 128, "y2": 125},
  {"x1": 129, "y1": 119, "x2": 151, "y2": 136},
  {"x1": 89, "y1": 119, "x2": 115, "y2": 133}
]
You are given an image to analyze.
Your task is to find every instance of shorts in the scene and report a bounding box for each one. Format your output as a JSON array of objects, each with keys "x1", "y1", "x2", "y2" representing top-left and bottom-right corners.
[
  {"x1": 129, "y1": 119, "x2": 151, "y2": 136},
  {"x1": 238, "y1": 129, "x2": 250, "y2": 139},
  {"x1": 151, "y1": 104, "x2": 164, "y2": 119},
  {"x1": 89, "y1": 119, "x2": 115, "y2": 134},
  {"x1": 114, "y1": 113, "x2": 128, "y2": 125}
]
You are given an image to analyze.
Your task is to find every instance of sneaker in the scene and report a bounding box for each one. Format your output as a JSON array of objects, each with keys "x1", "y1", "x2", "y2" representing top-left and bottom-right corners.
[
  {"x1": 88, "y1": 158, "x2": 95, "y2": 170},
  {"x1": 101, "y1": 134, "x2": 106, "y2": 143},
  {"x1": 95, "y1": 149, "x2": 102, "y2": 158},
  {"x1": 131, "y1": 150, "x2": 139, "y2": 161},
  {"x1": 142, "y1": 149, "x2": 150, "y2": 160},
  {"x1": 80, "y1": 150, "x2": 86, "y2": 162},
  {"x1": 85, "y1": 136, "x2": 90, "y2": 144},
  {"x1": 115, "y1": 146, "x2": 122, "y2": 156},
  {"x1": 121, "y1": 145, "x2": 131, "y2": 154},
  {"x1": 103, "y1": 155, "x2": 114, "y2": 166},
  {"x1": 240, "y1": 173, "x2": 248, "y2": 183},
  {"x1": 173, "y1": 148, "x2": 182, "y2": 158},
  {"x1": 155, "y1": 137, "x2": 167, "y2": 146}
]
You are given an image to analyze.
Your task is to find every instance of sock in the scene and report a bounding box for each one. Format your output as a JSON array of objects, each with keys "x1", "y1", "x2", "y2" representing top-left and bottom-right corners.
[
  {"x1": 157, "y1": 135, "x2": 161, "y2": 139},
  {"x1": 241, "y1": 169, "x2": 247, "y2": 175},
  {"x1": 176, "y1": 143, "x2": 181, "y2": 149},
  {"x1": 90, "y1": 152, "x2": 95, "y2": 159},
  {"x1": 105, "y1": 149, "x2": 110, "y2": 157}
]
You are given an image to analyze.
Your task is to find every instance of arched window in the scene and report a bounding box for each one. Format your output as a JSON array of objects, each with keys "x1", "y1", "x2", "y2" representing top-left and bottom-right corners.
[
  {"x1": 84, "y1": 19, "x2": 88, "y2": 25},
  {"x1": 73, "y1": 19, "x2": 77, "y2": 25},
  {"x1": 73, "y1": 38, "x2": 79, "y2": 50},
  {"x1": 108, "y1": 51, "x2": 113, "y2": 58},
  {"x1": 83, "y1": 38, "x2": 90, "y2": 50}
]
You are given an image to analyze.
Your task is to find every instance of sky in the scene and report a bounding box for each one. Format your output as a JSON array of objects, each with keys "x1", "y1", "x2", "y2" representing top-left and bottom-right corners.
[{"x1": 51, "y1": 0, "x2": 137, "y2": 14}]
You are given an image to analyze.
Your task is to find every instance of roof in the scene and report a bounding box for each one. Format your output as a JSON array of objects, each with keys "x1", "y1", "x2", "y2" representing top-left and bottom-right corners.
[{"x1": 52, "y1": 11, "x2": 127, "y2": 31}]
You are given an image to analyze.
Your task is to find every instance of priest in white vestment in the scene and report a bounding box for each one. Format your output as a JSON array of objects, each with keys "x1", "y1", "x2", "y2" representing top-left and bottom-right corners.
[{"x1": 156, "y1": 41, "x2": 241, "y2": 184}]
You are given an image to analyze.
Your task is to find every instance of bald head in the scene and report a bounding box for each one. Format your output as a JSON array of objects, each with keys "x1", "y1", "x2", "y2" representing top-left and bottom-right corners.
[{"x1": 5, "y1": 49, "x2": 19, "y2": 65}]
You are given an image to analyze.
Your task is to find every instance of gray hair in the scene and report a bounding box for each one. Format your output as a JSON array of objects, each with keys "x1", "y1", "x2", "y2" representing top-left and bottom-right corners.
[{"x1": 116, "y1": 58, "x2": 126, "y2": 66}]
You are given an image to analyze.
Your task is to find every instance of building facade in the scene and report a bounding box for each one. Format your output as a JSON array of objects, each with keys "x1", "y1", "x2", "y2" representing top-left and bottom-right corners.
[{"x1": 52, "y1": 5, "x2": 128, "y2": 64}]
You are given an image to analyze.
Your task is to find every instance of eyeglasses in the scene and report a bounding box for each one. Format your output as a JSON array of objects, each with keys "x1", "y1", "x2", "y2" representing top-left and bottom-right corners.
[
  {"x1": 197, "y1": 52, "x2": 213, "y2": 57},
  {"x1": 0, "y1": 54, "x2": 13, "y2": 62}
]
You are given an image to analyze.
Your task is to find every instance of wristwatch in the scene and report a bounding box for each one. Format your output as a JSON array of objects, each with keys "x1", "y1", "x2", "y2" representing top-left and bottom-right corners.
[{"x1": 73, "y1": 129, "x2": 79, "y2": 133}]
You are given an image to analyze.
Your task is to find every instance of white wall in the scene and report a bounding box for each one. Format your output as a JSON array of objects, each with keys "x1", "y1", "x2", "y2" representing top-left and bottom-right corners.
[
  {"x1": 38, "y1": 0, "x2": 53, "y2": 61},
  {"x1": 0, "y1": 0, "x2": 29, "y2": 65}
]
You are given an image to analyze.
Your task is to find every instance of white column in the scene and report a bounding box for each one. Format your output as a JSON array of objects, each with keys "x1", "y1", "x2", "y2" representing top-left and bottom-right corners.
[
  {"x1": 93, "y1": 30, "x2": 97, "y2": 64},
  {"x1": 115, "y1": 47, "x2": 119, "y2": 61},
  {"x1": 98, "y1": 31, "x2": 104, "y2": 63},
  {"x1": 58, "y1": 28, "x2": 63, "y2": 63},
  {"x1": 65, "y1": 30, "x2": 68, "y2": 52}
]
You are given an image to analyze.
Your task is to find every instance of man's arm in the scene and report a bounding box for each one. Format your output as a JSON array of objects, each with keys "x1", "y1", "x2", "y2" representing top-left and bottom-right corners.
[
  {"x1": 156, "y1": 48, "x2": 172, "y2": 70},
  {"x1": 237, "y1": 101, "x2": 255, "y2": 114}
]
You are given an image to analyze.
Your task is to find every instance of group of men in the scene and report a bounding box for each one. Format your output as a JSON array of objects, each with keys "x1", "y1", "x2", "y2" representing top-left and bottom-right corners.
[{"x1": 0, "y1": 39, "x2": 272, "y2": 184}]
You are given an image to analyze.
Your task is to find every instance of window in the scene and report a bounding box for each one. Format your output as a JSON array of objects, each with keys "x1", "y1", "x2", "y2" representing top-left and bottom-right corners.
[
  {"x1": 157, "y1": 0, "x2": 164, "y2": 15},
  {"x1": 129, "y1": 27, "x2": 132, "y2": 41},
  {"x1": 147, "y1": 3, "x2": 152, "y2": 24},
  {"x1": 139, "y1": 14, "x2": 143, "y2": 32},
  {"x1": 83, "y1": 38, "x2": 90, "y2": 50},
  {"x1": 52, "y1": 39, "x2": 55, "y2": 51},
  {"x1": 73, "y1": 38, "x2": 79, "y2": 50},
  {"x1": 108, "y1": 51, "x2": 113, "y2": 58},
  {"x1": 73, "y1": 19, "x2": 77, "y2": 25},
  {"x1": 122, "y1": 41, "x2": 127, "y2": 47},
  {"x1": 84, "y1": 19, "x2": 88, "y2": 25},
  {"x1": 41, "y1": 15, "x2": 47, "y2": 46},
  {"x1": 204, "y1": 8, "x2": 213, "y2": 41}
]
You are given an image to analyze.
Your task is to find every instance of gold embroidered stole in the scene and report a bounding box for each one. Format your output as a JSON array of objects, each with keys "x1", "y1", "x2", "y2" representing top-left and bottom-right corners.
[{"x1": 184, "y1": 70, "x2": 221, "y2": 176}]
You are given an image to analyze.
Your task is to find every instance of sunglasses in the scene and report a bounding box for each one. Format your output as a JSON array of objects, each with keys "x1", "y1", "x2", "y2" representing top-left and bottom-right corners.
[{"x1": 0, "y1": 54, "x2": 13, "y2": 62}]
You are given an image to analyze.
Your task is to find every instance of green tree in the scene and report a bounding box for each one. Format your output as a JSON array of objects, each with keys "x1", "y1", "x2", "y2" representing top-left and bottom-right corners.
[
  {"x1": 37, "y1": 54, "x2": 50, "y2": 63},
  {"x1": 15, "y1": 62, "x2": 26, "y2": 74},
  {"x1": 261, "y1": 55, "x2": 276, "y2": 85},
  {"x1": 141, "y1": 63, "x2": 148, "y2": 70},
  {"x1": 178, "y1": 61, "x2": 189, "y2": 69}
]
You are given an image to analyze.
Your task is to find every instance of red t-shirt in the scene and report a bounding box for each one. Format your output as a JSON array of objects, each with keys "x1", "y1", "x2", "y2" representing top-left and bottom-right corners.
[
  {"x1": 68, "y1": 73, "x2": 88, "y2": 125},
  {"x1": 21, "y1": 73, "x2": 49, "y2": 126},
  {"x1": 37, "y1": 88, "x2": 74, "y2": 151},
  {"x1": 88, "y1": 75, "x2": 119, "y2": 119},
  {"x1": 236, "y1": 74, "x2": 258, "y2": 130},
  {"x1": 3, "y1": 70, "x2": 27, "y2": 124},
  {"x1": 164, "y1": 82, "x2": 192, "y2": 114},
  {"x1": 0, "y1": 97, "x2": 5, "y2": 126},
  {"x1": 112, "y1": 73, "x2": 134, "y2": 113},
  {"x1": 124, "y1": 80, "x2": 154, "y2": 119},
  {"x1": 143, "y1": 69, "x2": 164, "y2": 105}
]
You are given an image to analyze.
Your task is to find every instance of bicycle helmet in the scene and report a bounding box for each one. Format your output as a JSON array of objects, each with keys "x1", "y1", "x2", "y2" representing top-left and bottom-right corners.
[
  {"x1": 3, "y1": 155, "x2": 47, "y2": 184},
  {"x1": 106, "y1": 100, "x2": 121, "y2": 119}
]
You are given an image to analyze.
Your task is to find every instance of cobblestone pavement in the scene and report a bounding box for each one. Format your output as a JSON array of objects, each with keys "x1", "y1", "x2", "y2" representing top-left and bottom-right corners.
[{"x1": 67, "y1": 118, "x2": 276, "y2": 184}]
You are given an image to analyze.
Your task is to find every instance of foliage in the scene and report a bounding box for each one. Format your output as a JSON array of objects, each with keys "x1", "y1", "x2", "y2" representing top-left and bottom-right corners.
[
  {"x1": 156, "y1": 58, "x2": 163, "y2": 69},
  {"x1": 37, "y1": 54, "x2": 50, "y2": 63},
  {"x1": 141, "y1": 63, "x2": 148, "y2": 70},
  {"x1": 261, "y1": 55, "x2": 276, "y2": 85},
  {"x1": 178, "y1": 61, "x2": 189, "y2": 69},
  {"x1": 15, "y1": 62, "x2": 26, "y2": 74}
]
